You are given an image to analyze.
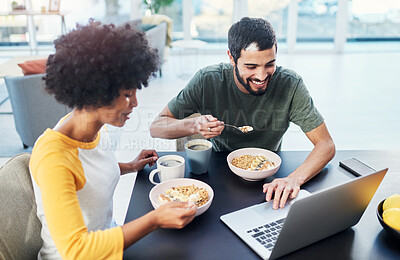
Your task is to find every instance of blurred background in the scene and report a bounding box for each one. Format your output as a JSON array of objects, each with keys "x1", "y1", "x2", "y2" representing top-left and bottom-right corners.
[{"x1": 1, "y1": 0, "x2": 399, "y2": 51}]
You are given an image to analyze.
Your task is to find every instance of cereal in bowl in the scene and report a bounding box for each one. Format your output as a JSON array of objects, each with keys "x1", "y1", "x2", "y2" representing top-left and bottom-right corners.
[
  {"x1": 231, "y1": 155, "x2": 275, "y2": 171},
  {"x1": 158, "y1": 185, "x2": 209, "y2": 207}
]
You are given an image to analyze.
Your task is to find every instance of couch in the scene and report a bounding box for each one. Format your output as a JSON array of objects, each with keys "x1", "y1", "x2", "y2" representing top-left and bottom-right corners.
[{"x1": 4, "y1": 74, "x2": 71, "y2": 148}]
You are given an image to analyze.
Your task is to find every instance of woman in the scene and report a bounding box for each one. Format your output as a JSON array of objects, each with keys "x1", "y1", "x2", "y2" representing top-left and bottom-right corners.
[{"x1": 29, "y1": 20, "x2": 196, "y2": 259}]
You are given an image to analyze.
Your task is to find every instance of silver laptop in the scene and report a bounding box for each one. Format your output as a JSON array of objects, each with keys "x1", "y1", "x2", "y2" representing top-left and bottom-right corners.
[{"x1": 220, "y1": 168, "x2": 388, "y2": 260}]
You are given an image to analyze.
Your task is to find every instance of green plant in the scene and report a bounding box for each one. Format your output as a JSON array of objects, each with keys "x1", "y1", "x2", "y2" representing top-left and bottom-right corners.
[
  {"x1": 143, "y1": 0, "x2": 174, "y2": 14},
  {"x1": 11, "y1": 1, "x2": 26, "y2": 11}
]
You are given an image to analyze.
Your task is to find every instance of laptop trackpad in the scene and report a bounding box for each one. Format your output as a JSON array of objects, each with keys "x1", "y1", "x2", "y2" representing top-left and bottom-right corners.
[{"x1": 252, "y1": 189, "x2": 312, "y2": 220}]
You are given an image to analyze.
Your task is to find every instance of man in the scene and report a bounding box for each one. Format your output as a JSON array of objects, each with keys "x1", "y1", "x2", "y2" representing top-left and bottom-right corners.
[{"x1": 150, "y1": 17, "x2": 335, "y2": 209}]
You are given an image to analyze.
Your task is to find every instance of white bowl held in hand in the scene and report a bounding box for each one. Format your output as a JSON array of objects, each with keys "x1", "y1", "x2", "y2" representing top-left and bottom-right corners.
[
  {"x1": 227, "y1": 148, "x2": 281, "y2": 181},
  {"x1": 149, "y1": 178, "x2": 214, "y2": 217}
]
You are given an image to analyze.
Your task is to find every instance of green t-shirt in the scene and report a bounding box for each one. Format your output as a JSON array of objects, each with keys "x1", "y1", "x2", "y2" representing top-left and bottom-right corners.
[{"x1": 168, "y1": 63, "x2": 324, "y2": 151}]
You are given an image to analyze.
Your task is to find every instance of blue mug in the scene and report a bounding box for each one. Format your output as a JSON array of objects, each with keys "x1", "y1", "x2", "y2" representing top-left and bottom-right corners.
[{"x1": 184, "y1": 139, "x2": 212, "y2": 175}]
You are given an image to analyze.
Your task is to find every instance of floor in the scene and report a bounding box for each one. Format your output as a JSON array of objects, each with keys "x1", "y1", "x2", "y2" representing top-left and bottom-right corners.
[{"x1": 1, "y1": 43, "x2": 400, "y2": 224}]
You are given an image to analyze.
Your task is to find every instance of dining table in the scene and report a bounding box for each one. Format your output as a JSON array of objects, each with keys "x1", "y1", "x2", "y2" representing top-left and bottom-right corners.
[{"x1": 124, "y1": 150, "x2": 400, "y2": 259}]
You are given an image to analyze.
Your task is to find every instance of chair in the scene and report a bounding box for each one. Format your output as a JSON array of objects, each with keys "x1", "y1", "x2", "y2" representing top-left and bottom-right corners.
[
  {"x1": 4, "y1": 74, "x2": 71, "y2": 148},
  {"x1": 175, "y1": 113, "x2": 206, "y2": 151},
  {"x1": 145, "y1": 22, "x2": 167, "y2": 76},
  {"x1": 0, "y1": 153, "x2": 42, "y2": 260},
  {"x1": 124, "y1": 19, "x2": 168, "y2": 77}
]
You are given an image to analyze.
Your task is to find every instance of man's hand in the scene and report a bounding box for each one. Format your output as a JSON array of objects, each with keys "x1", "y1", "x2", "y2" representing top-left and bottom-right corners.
[
  {"x1": 119, "y1": 149, "x2": 158, "y2": 174},
  {"x1": 195, "y1": 115, "x2": 225, "y2": 139},
  {"x1": 263, "y1": 122, "x2": 335, "y2": 209},
  {"x1": 263, "y1": 177, "x2": 301, "y2": 209},
  {"x1": 150, "y1": 106, "x2": 226, "y2": 140}
]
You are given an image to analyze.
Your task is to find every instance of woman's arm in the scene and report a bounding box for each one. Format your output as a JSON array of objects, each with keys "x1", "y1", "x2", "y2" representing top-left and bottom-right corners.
[{"x1": 121, "y1": 202, "x2": 196, "y2": 248}]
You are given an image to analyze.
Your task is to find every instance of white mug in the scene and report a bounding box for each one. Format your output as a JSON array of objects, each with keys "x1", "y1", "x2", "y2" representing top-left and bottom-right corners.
[{"x1": 149, "y1": 155, "x2": 185, "y2": 185}]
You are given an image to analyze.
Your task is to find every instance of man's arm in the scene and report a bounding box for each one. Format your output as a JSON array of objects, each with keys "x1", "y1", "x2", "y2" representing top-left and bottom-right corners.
[
  {"x1": 291, "y1": 122, "x2": 335, "y2": 183},
  {"x1": 150, "y1": 106, "x2": 224, "y2": 139},
  {"x1": 263, "y1": 122, "x2": 335, "y2": 209}
]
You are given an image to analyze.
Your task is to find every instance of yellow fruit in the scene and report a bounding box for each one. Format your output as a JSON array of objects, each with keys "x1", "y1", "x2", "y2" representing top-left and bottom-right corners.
[
  {"x1": 383, "y1": 194, "x2": 400, "y2": 211},
  {"x1": 383, "y1": 208, "x2": 400, "y2": 231}
]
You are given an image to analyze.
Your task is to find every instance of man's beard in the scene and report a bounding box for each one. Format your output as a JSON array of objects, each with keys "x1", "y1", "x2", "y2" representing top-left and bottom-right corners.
[{"x1": 235, "y1": 66, "x2": 270, "y2": 96}]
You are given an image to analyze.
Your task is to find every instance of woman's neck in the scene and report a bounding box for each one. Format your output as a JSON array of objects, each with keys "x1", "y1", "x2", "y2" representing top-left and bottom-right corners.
[{"x1": 54, "y1": 108, "x2": 103, "y2": 143}]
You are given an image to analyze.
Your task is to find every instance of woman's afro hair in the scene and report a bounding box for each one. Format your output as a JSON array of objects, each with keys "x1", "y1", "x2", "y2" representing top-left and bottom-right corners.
[{"x1": 45, "y1": 19, "x2": 159, "y2": 109}]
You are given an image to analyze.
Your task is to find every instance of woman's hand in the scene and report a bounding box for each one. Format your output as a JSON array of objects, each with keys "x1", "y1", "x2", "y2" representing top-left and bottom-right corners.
[
  {"x1": 119, "y1": 149, "x2": 158, "y2": 174},
  {"x1": 130, "y1": 149, "x2": 158, "y2": 171},
  {"x1": 121, "y1": 201, "x2": 196, "y2": 248},
  {"x1": 152, "y1": 202, "x2": 197, "y2": 229}
]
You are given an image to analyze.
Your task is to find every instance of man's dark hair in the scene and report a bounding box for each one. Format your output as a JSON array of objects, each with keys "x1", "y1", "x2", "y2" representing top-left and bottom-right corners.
[
  {"x1": 45, "y1": 19, "x2": 159, "y2": 109},
  {"x1": 228, "y1": 17, "x2": 277, "y2": 63}
]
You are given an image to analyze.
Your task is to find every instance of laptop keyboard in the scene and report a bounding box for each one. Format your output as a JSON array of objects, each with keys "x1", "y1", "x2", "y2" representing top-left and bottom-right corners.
[{"x1": 246, "y1": 218, "x2": 285, "y2": 251}]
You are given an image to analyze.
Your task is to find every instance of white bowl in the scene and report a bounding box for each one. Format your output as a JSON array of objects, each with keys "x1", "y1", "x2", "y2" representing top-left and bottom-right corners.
[
  {"x1": 227, "y1": 148, "x2": 281, "y2": 181},
  {"x1": 149, "y1": 178, "x2": 214, "y2": 217}
]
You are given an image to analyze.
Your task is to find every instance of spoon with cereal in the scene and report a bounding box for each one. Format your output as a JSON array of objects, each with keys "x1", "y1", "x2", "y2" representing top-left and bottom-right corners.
[
  {"x1": 223, "y1": 124, "x2": 253, "y2": 133},
  {"x1": 204, "y1": 116, "x2": 253, "y2": 133}
]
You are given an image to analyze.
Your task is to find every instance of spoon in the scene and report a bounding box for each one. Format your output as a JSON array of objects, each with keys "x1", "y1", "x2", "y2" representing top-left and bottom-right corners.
[{"x1": 223, "y1": 124, "x2": 253, "y2": 133}]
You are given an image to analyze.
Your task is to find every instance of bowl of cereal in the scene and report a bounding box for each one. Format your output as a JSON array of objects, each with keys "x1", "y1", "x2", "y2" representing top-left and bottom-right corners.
[
  {"x1": 149, "y1": 178, "x2": 214, "y2": 217},
  {"x1": 227, "y1": 148, "x2": 281, "y2": 181}
]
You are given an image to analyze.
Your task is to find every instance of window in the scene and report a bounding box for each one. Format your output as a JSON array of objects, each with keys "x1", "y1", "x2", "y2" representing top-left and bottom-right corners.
[
  {"x1": 248, "y1": 0, "x2": 289, "y2": 42},
  {"x1": 192, "y1": 0, "x2": 234, "y2": 42},
  {"x1": 1, "y1": 0, "x2": 399, "y2": 49},
  {"x1": 347, "y1": 0, "x2": 400, "y2": 40},
  {"x1": 297, "y1": 0, "x2": 338, "y2": 42}
]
